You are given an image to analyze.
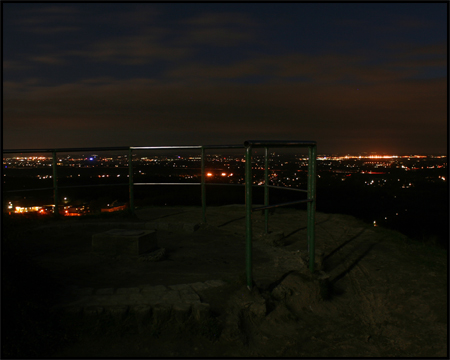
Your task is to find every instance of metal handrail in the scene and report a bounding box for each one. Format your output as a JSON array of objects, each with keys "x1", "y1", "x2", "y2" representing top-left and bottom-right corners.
[
  {"x1": 4, "y1": 140, "x2": 317, "y2": 291},
  {"x1": 244, "y1": 140, "x2": 317, "y2": 289},
  {"x1": 244, "y1": 140, "x2": 317, "y2": 148},
  {"x1": 2, "y1": 146, "x2": 131, "y2": 153},
  {"x1": 128, "y1": 144, "x2": 244, "y2": 222},
  {"x1": 4, "y1": 184, "x2": 129, "y2": 193},
  {"x1": 2, "y1": 145, "x2": 244, "y2": 221}
]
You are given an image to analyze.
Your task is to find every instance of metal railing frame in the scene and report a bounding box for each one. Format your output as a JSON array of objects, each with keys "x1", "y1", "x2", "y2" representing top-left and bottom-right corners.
[
  {"x1": 129, "y1": 145, "x2": 244, "y2": 223},
  {"x1": 3, "y1": 145, "x2": 243, "y2": 221},
  {"x1": 244, "y1": 140, "x2": 317, "y2": 289},
  {"x1": 3, "y1": 146, "x2": 130, "y2": 217},
  {"x1": 3, "y1": 141, "x2": 317, "y2": 290}
]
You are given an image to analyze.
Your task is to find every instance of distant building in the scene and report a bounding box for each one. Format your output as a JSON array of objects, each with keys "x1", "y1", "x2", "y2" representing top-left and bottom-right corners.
[
  {"x1": 64, "y1": 204, "x2": 90, "y2": 216},
  {"x1": 3, "y1": 197, "x2": 47, "y2": 215},
  {"x1": 3, "y1": 197, "x2": 90, "y2": 216}
]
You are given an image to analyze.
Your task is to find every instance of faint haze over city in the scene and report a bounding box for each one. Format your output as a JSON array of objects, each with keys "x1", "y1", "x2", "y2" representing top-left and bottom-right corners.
[{"x1": 2, "y1": 3, "x2": 447, "y2": 154}]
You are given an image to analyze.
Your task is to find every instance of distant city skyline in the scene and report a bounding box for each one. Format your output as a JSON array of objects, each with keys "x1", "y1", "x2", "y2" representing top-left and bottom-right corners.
[{"x1": 3, "y1": 3, "x2": 447, "y2": 155}]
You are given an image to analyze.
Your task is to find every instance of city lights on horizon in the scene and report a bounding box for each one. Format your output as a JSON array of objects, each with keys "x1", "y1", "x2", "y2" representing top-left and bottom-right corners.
[
  {"x1": 3, "y1": 154, "x2": 446, "y2": 162},
  {"x1": 316, "y1": 154, "x2": 433, "y2": 161}
]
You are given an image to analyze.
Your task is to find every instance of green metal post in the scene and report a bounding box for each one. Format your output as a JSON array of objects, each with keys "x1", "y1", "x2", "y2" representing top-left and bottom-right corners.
[
  {"x1": 128, "y1": 148, "x2": 135, "y2": 216},
  {"x1": 52, "y1": 151, "x2": 59, "y2": 218},
  {"x1": 201, "y1": 146, "x2": 206, "y2": 223},
  {"x1": 264, "y1": 147, "x2": 269, "y2": 234},
  {"x1": 245, "y1": 145, "x2": 253, "y2": 290},
  {"x1": 307, "y1": 145, "x2": 317, "y2": 272}
]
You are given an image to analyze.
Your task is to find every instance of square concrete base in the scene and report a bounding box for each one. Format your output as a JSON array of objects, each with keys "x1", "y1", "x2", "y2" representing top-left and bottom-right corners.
[{"x1": 92, "y1": 229, "x2": 157, "y2": 256}]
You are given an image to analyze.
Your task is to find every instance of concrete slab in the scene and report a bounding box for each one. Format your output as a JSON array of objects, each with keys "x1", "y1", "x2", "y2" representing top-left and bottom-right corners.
[
  {"x1": 92, "y1": 229, "x2": 157, "y2": 256},
  {"x1": 169, "y1": 284, "x2": 192, "y2": 291},
  {"x1": 141, "y1": 285, "x2": 168, "y2": 295},
  {"x1": 116, "y1": 287, "x2": 140, "y2": 294},
  {"x1": 162, "y1": 291, "x2": 182, "y2": 302},
  {"x1": 190, "y1": 282, "x2": 210, "y2": 292},
  {"x1": 205, "y1": 279, "x2": 226, "y2": 288}
]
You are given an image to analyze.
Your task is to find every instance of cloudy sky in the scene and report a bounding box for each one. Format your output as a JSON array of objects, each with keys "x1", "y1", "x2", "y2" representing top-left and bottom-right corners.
[{"x1": 3, "y1": 3, "x2": 447, "y2": 154}]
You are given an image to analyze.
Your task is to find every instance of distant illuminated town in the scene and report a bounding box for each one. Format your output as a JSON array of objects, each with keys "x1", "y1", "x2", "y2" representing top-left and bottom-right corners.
[{"x1": 2, "y1": 152, "x2": 447, "y2": 220}]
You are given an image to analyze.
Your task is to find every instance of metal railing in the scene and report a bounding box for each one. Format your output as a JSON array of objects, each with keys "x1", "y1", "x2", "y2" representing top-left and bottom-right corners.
[
  {"x1": 130, "y1": 145, "x2": 244, "y2": 223},
  {"x1": 244, "y1": 140, "x2": 317, "y2": 289},
  {"x1": 3, "y1": 145, "x2": 242, "y2": 222},
  {"x1": 3, "y1": 140, "x2": 317, "y2": 289}
]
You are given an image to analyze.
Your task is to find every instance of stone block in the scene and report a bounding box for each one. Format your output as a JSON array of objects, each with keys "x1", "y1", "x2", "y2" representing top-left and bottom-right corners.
[
  {"x1": 180, "y1": 290, "x2": 201, "y2": 304},
  {"x1": 127, "y1": 293, "x2": 146, "y2": 305},
  {"x1": 143, "y1": 293, "x2": 164, "y2": 304},
  {"x1": 92, "y1": 229, "x2": 157, "y2": 256},
  {"x1": 104, "y1": 294, "x2": 134, "y2": 305},
  {"x1": 161, "y1": 291, "x2": 182, "y2": 303},
  {"x1": 190, "y1": 282, "x2": 209, "y2": 292},
  {"x1": 107, "y1": 305, "x2": 129, "y2": 319},
  {"x1": 116, "y1": 287, "x2": 141, "y2": 295},
  {"x1": 169, "y1": 284, "x2": 192, "y2": 291},
  {"x1": 152, "y1": 303, "x2": 172, "y2": 324},
  {"x1": 132, "y1": 305, "x2": 152, "y2": 328},
  {"x1": 204, "y1": 279, "x2": 226, "y2": 288},
  {"x1": 141, "y1": 285, "x2": 168, "y2": 295},
  {"x1": 191, "y1": 303, "x2": 210, "y2": 322},
  {"x1": 172, "y1": 302, "x2": 192, "y2": 323}
]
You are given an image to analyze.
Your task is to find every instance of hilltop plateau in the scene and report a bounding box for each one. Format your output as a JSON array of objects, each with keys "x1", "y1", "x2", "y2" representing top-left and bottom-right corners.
[{"x1": 2, "y1": 205, "x2": 447, "y2": 358}]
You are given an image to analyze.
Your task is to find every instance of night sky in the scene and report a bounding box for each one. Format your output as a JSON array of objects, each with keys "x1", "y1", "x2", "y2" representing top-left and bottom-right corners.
[{"x1": 3, "y1": 3, "x2": 447, "y2": 154}]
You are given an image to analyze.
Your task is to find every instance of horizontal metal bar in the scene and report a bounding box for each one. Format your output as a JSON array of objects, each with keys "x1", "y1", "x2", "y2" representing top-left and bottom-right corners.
[
  {"x1": 3, "y1": 183, "x2": 130, "y2": 193},
  {"x1": 266, "y1": 185, "x2": 308, "y2": 193},
  {"x1": 252, "y1": 198, "x2": 313, "y2": 211},
  {"x1": 3, "y1": 142, "x2": 315, "y2": 153},
  {"x1": 131, "y1": 145, "x2": 244, "y2": 151},
  {"x1": 202, "y1": 145, "x2": 244, "y2": 149},
  {"x1": 133, "y1": 182, "x2": 201, "y2": 186},
  {"x1": 130, "y1": 146, "x2": 203, "y2": 150},
  {"x1": 244, "y1": 140, "x2": 316, "y2": 148},
  {"x1": 3, "y1": 146, "x2": 130, "y2": 154}
]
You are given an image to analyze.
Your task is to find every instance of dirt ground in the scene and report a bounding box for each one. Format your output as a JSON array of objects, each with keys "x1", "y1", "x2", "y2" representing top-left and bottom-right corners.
[{"x1": 2, "y1": 205, "x2": 448, "y2": 358}]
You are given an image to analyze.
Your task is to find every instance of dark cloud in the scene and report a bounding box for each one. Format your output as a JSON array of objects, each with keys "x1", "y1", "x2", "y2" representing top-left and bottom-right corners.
[
  {"x1": 3, "y1": 73, "x2": 446, "y2": 154},
  {"x1": 3, "y1": 3, "x2": 447, "y2": 154},
  {"x1": 79, "y1": 33, "x2": 192, "y2": 64}
]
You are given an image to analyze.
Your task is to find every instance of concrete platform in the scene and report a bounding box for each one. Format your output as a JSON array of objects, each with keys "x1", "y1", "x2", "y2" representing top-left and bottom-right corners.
[
  {"x1": 92, "y1": 229, "x2": 158, "y2": 256},
  {"x1": 54, "y1": 280, "x2": 227, "y2": 323}
]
